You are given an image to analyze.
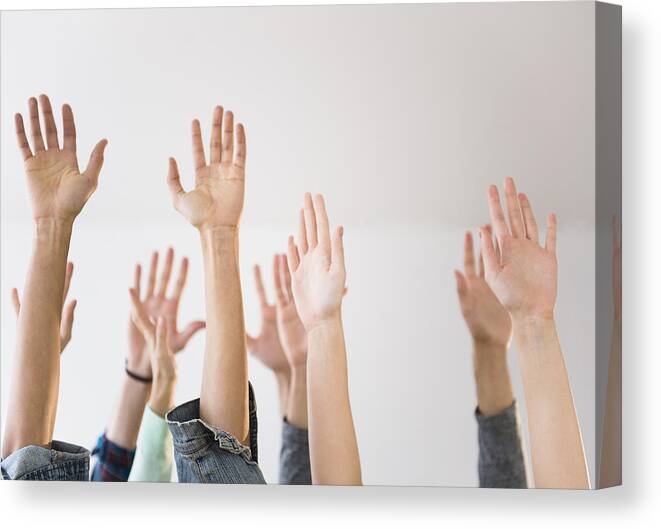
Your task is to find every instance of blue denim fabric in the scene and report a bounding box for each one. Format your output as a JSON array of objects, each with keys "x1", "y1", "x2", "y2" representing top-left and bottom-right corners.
[
  {"x1": 1, "y1": 441, "x2": 89, "y2": 481},
  {"x1": 279, "y1": 419, "x2": 311, "y2": 485},
  {"x1": 476, "y1": 400, "x2": 528, "y2": 488},
  {"x1": 166, "y1": 383, "x2": 266, "y2": 484}
]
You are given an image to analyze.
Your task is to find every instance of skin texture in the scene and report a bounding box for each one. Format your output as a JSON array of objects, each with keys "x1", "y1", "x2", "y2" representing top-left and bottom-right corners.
[
  {"x1": 274, "y1": 253, "x2": 308, "y2": 428},
  {"x1": 11, "y1": 261, "x2": 77, "y2": 355},
  {"x1": 455, "y1": 229, "x2": 515, "y2": 416},
  {"x1": 2, "y1": 95, "x2": 107, "y2": 458},
  {"x1": 287, "y1": 193, "x2": 361, "y2": 485},
  {"x1": 128, "y1": 291, "x2": 178, "y2": 419},
  {"x1": 480, "y1": 176, "x2": 589, "y2": 489},
  {"x1": 599, "y1": 216, "x2": 622, "y2": 487},
  {"x1": 106, "y1": 248, "x2": 204, "y2": 449},
  {"x1": 247, "y1": 260, "x2": 291, "y2": 416},
  {"x1": 167, "y1": 105, "x2": 249, "y2": 443}
]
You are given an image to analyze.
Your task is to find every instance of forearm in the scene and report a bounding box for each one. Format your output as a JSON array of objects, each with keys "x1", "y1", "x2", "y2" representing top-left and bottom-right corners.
[
  {"x1": 599, "y1": 319, "x2": 622, "y2": 487},
  {"x1": 307, "y1": 317, "x2": 361, "y2": 485},
  {"x1": 199, "y1": 227, "x2": 249, "y2": 442},
  {"x1": 472, "y1": 342, "x2": 514, "y2": 416},
  {"x1": 106, "y1": 376, "x2": 151, "y2": 449},
  {"x1": 275, "y1": 370, "x2": 291, "y2": 417},
  {"x1": 286, "y1": 366, "x2": 308, "y2": 429},
  {"x1": 2, "y1": 218, "x2": 73, "y2": 457},
  {"x1": 514, "y1": 316, "x2": 589, "y2": 489}
]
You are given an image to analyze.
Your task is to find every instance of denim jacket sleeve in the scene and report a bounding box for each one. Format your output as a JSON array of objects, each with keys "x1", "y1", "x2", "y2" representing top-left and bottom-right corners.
[
  {"x1": 1, "y1": 440, "x2": 89, "y2": 481},
  {"x1": 128, "y1": 406, "x2": 174, "y2": 482},
  {"x1": 476, "y1": 401, "x2": 528, "y2": 488},
  {"x1": 278, "y1": 419, "x2": 312, "y2": 485}
]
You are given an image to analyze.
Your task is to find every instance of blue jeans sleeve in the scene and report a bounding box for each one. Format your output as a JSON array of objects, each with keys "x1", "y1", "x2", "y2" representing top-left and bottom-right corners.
[
  {"x1": 279, "y1": 419, "x2": 311, "y2": 485},
  {"x1": 476, "y1": 401, "x2": 528, "y2": 488},
  {"x1": 166, "y1": 382, "x2": 266, "y2": 484},
  {"x1": 1, "y1": 440, "x2": 89, "y2": 481}
]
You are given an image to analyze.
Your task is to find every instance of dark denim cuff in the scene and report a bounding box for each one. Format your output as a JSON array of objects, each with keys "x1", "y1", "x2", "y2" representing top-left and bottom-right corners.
[
  {"x1": 279, "y1": 418, "x2": 311, "y2": 485},
  {"x1": 90, "y1": 432, "x2": 136, "y2": 482},
  {"x1": 166, "y1": 382, "x2": 259, "y2": 464},
  {"x1": 1, "y1": 440, "x2": 90, "y2": 481},
  {"x1": 282, "y1": 418, "x2": 309, "y2": 446}
]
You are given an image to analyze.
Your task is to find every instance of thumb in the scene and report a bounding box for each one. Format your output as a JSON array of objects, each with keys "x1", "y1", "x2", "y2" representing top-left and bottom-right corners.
[
  {"x1": 167, "y1": 157, "x2": 185, "y2": 211},
  {"x1": 60, "y1": 299, "x2": 77, "y2": 354},
  {"x1": 84, "y1": 139, "x2": 108, "y2": 185},
  {"x1": 10, "y1": 288, "x2": 20, "y2": 317},
  {"x1": 176, "y1": 320, "x2": 206, "y2": 351}
]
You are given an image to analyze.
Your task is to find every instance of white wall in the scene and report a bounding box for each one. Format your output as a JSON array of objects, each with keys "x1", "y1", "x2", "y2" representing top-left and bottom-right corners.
[{"x1": 1, "y1": 3, "x2": 598, "y2": 486}]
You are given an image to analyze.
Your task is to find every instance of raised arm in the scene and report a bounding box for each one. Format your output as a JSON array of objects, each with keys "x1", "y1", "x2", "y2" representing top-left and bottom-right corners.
[
  {"x1": 287, "y1": 193, "x2": 361, "y2": 485},
  {"x1": 2, "y1": 95, "x2": 107, "y2": 458},
  {"x1": 11, "y1": 261, "x2": 77, "y2": 355},
  {"x1": 167, "y1": 106, "x2": 249, "y2": 443},
  {"x1": 480, "y1": 177, "x2": 589, "y2": 489},
  {"x1": 247, "y1": 260, "x2": 291, "y2": 416},
  {"x1": 455, "y1": 229, "x2": 527, "y2": 488}
]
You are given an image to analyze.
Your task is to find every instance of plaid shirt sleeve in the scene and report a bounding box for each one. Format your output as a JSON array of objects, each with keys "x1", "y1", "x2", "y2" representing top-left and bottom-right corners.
[{"x1": 90, "y1": 432, "x2": 136, "y2": 482}]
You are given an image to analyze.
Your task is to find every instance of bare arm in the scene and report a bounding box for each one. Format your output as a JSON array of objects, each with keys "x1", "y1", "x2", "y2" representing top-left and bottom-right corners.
[
  {"x1": 287, "y1": 193, "x2": 361, "y2": 485},
  {"x1": 2, "y1": 95, "x2": 106, "y2": 458},
  {"x1": 167, "y1": 106, "x2": 249, "y2": 443},
  {"x1": 480, "y1": 177, "x2": 589, "y2": 489},
  {"x1": 248, "y1": 261, "x2": 291, "y2": 416},
  {"x1": 106, "y1": 249, "x2": 204, "y2": 448},
  {"x1": 455, "y1": 229, "x2": 514, "y2": 416}
]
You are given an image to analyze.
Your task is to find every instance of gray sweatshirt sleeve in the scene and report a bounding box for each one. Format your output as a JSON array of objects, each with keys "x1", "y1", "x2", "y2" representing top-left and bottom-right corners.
[
  {"x1": 476, "y1": 401, "x2": 528, "y2": 488},
  {"x1": 278, "y1": 419, "x2": 312, "y2": 485}
]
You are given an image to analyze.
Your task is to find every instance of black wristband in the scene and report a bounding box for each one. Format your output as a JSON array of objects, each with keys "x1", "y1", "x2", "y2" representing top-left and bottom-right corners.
[{"x1": 125, "y1": 359, "x2": 153, "y2": 383}]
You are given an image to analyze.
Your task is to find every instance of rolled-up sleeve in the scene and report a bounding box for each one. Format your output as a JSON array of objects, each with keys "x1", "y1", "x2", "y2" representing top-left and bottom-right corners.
[{"x1": 128, "y1": 406, "x2": 174, "y2": 482}]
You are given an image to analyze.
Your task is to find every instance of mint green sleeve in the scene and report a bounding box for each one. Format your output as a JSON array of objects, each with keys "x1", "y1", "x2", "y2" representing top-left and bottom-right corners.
[{"x1": 128, "y1": 406, "x2": 174, "y2": 482}]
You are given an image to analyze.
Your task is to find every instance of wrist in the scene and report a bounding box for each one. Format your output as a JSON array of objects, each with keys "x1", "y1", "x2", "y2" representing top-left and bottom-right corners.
[
  {"x1": 472, "y1": 341, "x2": 508, "y2": 369},
  {"x1": 304, "y1": 313, "x2": 342, "y2": 335},
  {"x1": 149, "y1": 388, "x2": 174, "y2": 418},
  {"x1": 290, "y1": 363, "x2": 307, "y2": 381},
  {"x1": 199, "y1": 225, "x2": 239, "y2": 240},
  {"x1": 34, "y1": 217, "x2": 74, "y2": 241},
  {"x1": 511, "y1": 312, "x2": 556, "y2": 329}
]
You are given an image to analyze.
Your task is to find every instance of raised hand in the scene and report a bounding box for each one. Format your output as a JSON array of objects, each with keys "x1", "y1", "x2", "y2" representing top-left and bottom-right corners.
[
  {"x1": 479, "y1": 177, "x2": 557, "y2": 321},
  {"x1": 15, "y1": 95, "x2": 107, "y2": 222},
  {"x1": 287, "y1": 193, "x2": 346, "y2": 332},
  {"x1": 128, "y1": 290, "x2": 177, "y2": 418},
  {"x1": 455, "y1": 229, "x2": 512, "y2": 348},
  {"x1": 11, "y1": 261, "x2": 77, "y2": 355},
  {"x1": 247, "y1": 261, "x2": 289, "y2": 374},
  {"x1": 127, "y1": 248, "x2": 205, "y2": 378},
  {"x1": 167, "y1": 106, "x2": 246, "y2": 229},
  {"x1": 274, "y1": 254, "x2": 308, "y2": 368}
]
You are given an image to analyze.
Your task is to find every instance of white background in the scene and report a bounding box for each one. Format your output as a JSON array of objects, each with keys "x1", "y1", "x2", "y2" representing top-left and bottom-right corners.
[
  {"x1": 1, "y1": 2, "x2": 599, "y2": 487},
  {"x1": 0, "y1": 0, "x2": 659, "y2": 527}
]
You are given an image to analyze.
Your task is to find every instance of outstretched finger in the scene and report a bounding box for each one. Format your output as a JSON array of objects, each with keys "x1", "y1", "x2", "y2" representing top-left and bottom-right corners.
[
  {"x1": 331, "y1": 226, "x2": 346, "y2": 272},
  {"x1": 84, "y1": 139, "x2": 108, "y2": 185},
  {"x1": 519, "y1": 192, "x2": 539, "y2": 243},
  {"x1": 62, "y1": 104, "x2": 77, "y2": 152},
  {"x1": 210, "y1": 105, "x2": 223, "y2": 164},
  {"x1": 463, "y1": 231, "x2": 476, "y2": 279},
  {"x1": 254, "y1": 263, "x2": 269, "y2": 308},
  {"x1": 146, "y1": 251, "x2": 159, "y2": 298},
  {"x1": 191, "y1": 119, "x2": 206, "y2": 171},
  {"x1": 454, "y1": 270, "x2": 468, "y2": 298},
  {"x1": 133, "y1": 263, "x2": 142, "y2": 299},
  {"x1": 11, "y1": 288, "x2": 21, "y2": 317},
  {"x1": 287, "y1": 235, "x2": 300, "y2": 273},
  {"x1": 15, "y1": 114, "x2": 32, "y2": 161},
  {"x1": 545, "y1": 213, "x2": 557, "y2": 255},
  {"x1": 167, "y1": 157, "x2": 186, "y2": 210},
  {"x1": 479, "y1": 226, "x2": 499, "y2": 275},
  {"x1": 172, "y1": 257, "x2": 189, "y2": 300},
  {"x1": 303, "y1": 193, "x2": 318, "y2": 249},
  {"x1": 234, "y1": 123, "x2": 246, "y2": 169},
  {"x1": 298, "y1": 209, "x2": 308, "y2": 254},
  {"x1": 487, "y1": 185, "x2": 510, "y2": 246},
  {"x1": 313, "y1": 194, "x2": 331, "y2": 254},
  {"x1": 60, "y1": 299, "x2": 77, "y2": 353},
  {"x1": 504, "y1": 177, "x2": 525, "y2": 238},
  {"x1": 281, "y1": 253, "x2": 294, "y2": 301},
  {"x1": 273, "y1": 254, "x2": 287, "y2": 306},
  {"x1": 28, "y1": 97, "x2": 45, "y2": 152},
  {"x1": 156, "y1": 247, "x2": 174, "y2": 299},
  {"x1": 129, "y1": 287, "x2": 155, "y2": 338},
  {"x1": 39, "y1": 94, "x2": 59, "y2": 149},
  {"x1": 62, "y1": 262, "x2": 74, "y2": 308},
  {"x1": 221, "y1": 111, "x2": 234, "y2": 163}
]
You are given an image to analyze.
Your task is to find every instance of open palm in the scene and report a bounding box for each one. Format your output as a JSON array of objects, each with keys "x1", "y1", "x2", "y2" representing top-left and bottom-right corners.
[
  {"x1": 167, "y1": 106, "x2": 246, "y2": 229},
  {"x1": 16, "y1": 95, "x2": 107, "y2": 221}
]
